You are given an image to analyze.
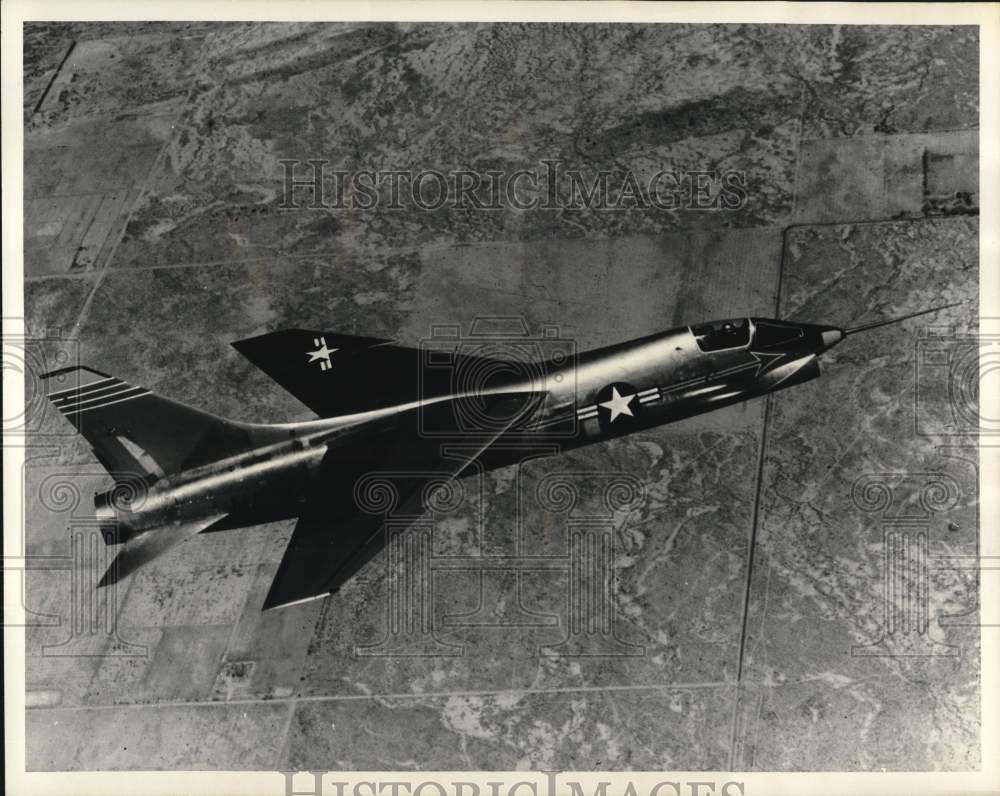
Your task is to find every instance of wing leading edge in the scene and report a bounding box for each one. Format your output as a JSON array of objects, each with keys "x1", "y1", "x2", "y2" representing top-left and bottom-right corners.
[
  {"x1": 232, "y1": 328, "x2": 516, "y2": 418},
  {"x1": 262, "y1": 391, "x2": 542, "y2": 610}
]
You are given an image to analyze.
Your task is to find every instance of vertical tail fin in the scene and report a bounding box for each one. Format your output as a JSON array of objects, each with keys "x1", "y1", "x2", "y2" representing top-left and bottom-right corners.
[{"x1": 41, "y1": 366, "x2": 270, "y2": 479}]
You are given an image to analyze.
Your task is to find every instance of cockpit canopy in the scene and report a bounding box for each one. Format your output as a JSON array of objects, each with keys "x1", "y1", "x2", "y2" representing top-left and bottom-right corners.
[
  {"x1": 690, "y1": 318, "x2": 751, "y2": 352},
  {"x1": 751, "y1": 319, "x2": 804, "y2": 349},
  {"x1": 691, "y1": 317, "x2": 812, "y2": 352}
]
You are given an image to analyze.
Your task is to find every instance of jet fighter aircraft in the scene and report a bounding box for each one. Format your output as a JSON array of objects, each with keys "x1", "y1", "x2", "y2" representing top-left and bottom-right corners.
[{"x1": 42, "y1": 303, "x2": 960, "y2": 609}]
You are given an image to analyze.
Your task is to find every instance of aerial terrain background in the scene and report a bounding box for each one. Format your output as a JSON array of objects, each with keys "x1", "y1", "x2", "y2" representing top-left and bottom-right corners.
[{"x1": 21, "y1": 21, "x2": 979, "y2": 770}]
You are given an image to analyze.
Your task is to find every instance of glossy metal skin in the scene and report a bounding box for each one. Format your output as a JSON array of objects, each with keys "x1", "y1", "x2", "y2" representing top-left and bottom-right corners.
[
  {"x1": 95, "y1": 316, "x2": 842, "y2": 538},
  {"x1": 46, "y1": 300, "x2": 957, "y2": 604}
]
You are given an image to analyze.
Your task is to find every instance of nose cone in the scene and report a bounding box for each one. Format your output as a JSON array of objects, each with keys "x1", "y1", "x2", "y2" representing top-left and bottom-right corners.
[{"x1": 821, "y1": 328, "x2": 845, "y2": 350}]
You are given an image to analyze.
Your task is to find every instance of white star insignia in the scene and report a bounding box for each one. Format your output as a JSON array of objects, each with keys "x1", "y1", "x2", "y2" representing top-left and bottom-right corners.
[
  {"x1": 600, "y1": 386, "x2": 635, "y2": 423},
  {"x1": 306, "y1": 337, "x2": 339, "y2": 372}
]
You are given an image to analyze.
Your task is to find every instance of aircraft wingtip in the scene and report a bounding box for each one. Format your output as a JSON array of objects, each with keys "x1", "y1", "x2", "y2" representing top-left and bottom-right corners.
[
  {"x1": 261, "y1": 591, "x2": 330, "y2": 611},
  {"x1": 96, "y1": 566, "x2": 119, "y2": 588}
]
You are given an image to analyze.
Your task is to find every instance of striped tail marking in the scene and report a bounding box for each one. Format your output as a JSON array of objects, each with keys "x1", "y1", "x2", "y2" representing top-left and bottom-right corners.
[{"x1": 48, "y1": 376, "x2": 151, "y2": 417}]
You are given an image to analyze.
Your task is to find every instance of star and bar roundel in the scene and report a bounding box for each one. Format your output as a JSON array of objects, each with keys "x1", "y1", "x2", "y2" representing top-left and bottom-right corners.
[{"x1": 576, "y1": 382, "x2": 658, "y2": 430}]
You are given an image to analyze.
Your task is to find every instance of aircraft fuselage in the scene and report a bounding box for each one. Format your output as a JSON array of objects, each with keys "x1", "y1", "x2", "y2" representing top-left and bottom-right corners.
[{"x1": 97, "y1": 316, "x2": 844, "y2": 539}]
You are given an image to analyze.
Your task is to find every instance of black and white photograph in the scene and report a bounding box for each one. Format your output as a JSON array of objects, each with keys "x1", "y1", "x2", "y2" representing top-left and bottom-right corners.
[{"x1": 3, "y1": 2, "x2": 998, "y2": 794}]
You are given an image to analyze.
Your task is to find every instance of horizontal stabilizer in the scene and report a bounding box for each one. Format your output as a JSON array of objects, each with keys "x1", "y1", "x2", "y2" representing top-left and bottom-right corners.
[{"x1": 98, "y1": 513, "x2": 227, "y2": 587}]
